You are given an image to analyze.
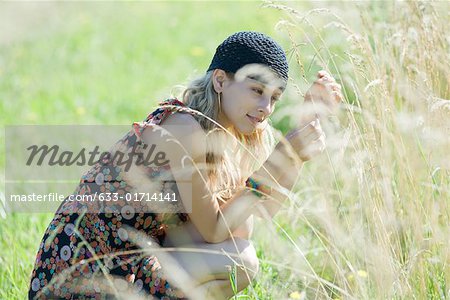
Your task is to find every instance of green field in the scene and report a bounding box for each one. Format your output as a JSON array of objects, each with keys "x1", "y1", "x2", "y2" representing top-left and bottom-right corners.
[{"x1": 1, "y1": 1, "x2": 449, "y2": 299}]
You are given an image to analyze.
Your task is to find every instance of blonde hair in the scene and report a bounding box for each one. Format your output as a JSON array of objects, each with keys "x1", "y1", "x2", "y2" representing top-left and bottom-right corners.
[{"x1": 180, "y1": 71, "x2": 276, "y2": 204}]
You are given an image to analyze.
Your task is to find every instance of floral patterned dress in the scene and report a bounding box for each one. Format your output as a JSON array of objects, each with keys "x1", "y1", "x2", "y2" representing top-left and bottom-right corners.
[{"x1": 28, "y1": 99, "x2": 194, "y2": 299}]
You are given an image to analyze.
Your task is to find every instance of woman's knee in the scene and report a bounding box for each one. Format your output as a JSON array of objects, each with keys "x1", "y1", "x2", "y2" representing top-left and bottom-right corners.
[
  {"x1": 197, "y1": 237, "x2": 259, "y2": 294},
  {"x1": 224, "y1": 237, "x2": 259, "y2": 290},
  {"x1": 168, "y1": 237, "x2": 259, "y2": 285}
]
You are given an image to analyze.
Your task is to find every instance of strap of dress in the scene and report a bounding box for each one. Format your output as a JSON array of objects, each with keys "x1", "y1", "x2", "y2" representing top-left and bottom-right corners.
[
  {"x1": 151, "y1": 98, "x2": 192, "y2": 125},
  {"x1": 132, "y1": 98, "x2": 195, "y2": 140}
]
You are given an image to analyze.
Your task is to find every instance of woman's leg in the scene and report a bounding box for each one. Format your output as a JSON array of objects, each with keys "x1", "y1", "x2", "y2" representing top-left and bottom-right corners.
[
  {"x1": 163, "y1": 237, "x2": 259, "y2": 299},
  {"x1": 194, "y1": 279, "x2": 236, "y2": 300}
]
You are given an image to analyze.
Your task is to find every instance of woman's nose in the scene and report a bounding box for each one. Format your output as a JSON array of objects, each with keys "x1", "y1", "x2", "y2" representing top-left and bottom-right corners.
[{"x1": 258, "y1": 96, "x2": 272, "y2": 116}]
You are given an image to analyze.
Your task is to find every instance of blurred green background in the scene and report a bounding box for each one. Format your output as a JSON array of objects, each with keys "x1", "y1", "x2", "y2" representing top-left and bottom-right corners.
[{"x1": 0, "y1": 1, "x2": 295, "y2": 126}]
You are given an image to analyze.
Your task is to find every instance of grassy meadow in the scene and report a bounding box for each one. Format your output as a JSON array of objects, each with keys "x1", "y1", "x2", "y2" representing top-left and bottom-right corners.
[{"x1": 1, "y1": 1, "x2": 449, "y2": 299}]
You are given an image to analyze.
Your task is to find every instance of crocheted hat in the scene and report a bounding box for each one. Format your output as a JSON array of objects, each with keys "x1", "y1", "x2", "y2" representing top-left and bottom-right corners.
[{"x1": 207, "y1": 31, "x2": 289, "y2": 82}]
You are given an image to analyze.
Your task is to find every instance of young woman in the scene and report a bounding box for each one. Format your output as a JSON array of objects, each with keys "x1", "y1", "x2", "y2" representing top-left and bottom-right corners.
[{"x1": 29, "y1": 31, "x2": 342, "y2": 299}]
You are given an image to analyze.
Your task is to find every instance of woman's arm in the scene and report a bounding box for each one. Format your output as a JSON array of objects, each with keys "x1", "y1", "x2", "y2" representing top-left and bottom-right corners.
[
  {"x1": 142, "y1": 112, "x2": 237, "y2": 244},
  {"x1": 231, "y1": 215, "x2": 254, "y2": 240},
  {"x1": 215, "y1": 138, "x2": 309, "y2": 241},
  {"x1": 144, "y1": 113, "x2": 322, "y2": 244},
  {"x1": 162, "y1": 215, "x2": 254, "y2": 247},
  {"x1": 143, "y1": 112, "x2": 270, "y2": 244}
]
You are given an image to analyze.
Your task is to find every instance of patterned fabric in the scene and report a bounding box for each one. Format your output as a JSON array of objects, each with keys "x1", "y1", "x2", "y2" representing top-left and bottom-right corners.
[{"x1": 29, "y1": 99, "x2": 192, "y2": 299}]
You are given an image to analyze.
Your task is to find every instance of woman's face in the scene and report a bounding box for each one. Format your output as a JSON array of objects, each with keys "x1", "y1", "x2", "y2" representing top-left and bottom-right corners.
[{"x1": 214, "y1": 65, "x2": 285, "y2": 135}]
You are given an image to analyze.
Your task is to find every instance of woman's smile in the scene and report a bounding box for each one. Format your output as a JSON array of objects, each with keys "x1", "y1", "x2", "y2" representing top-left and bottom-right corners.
[{"x1": 246, "y1": 114, "x2": 262, "y2": 126}]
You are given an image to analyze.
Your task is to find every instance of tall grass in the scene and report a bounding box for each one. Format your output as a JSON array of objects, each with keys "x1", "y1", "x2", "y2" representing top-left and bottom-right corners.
[{"x1": 250, "y1": 1, "x2": 449, "y2": 299}]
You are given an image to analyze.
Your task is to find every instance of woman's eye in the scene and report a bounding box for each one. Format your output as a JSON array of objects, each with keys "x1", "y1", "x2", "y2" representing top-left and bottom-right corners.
[{"x1": 252, "y1": 87, "x2": 264, "y2": 95}]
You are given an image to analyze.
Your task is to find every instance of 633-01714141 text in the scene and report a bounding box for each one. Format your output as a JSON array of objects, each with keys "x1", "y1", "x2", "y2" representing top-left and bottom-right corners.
[{"x1": 95, "y1": 192, "x2": 178, "y2": 202}]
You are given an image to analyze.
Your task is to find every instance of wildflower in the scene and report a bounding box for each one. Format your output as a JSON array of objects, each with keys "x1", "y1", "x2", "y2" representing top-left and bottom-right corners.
[{"x1": 289, "y1": 290, "x2": 305, "y2": 299}]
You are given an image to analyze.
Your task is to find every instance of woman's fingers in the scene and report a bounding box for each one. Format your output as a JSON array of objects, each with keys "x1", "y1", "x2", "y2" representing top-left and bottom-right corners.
[
  {"x1": 316, "y1": 71, "x2": 340, "y2": 91},
  {"x1": 316, "y1": 76, "x2": 343, "y2": 106},
  {"x1": 329, "y1": 82, "x2": 341, "y2": 91},
  {"x1": 285, "y1": 119, "x2": 326, "y2": 161},
  {"x1": 318, "y1": 70, "x2": 332, "y2": 79},
  {"x1": 287, "y1": 119, "x2": 320, "y2": 139},
  {"x1": 331, "y1": 90, "x2": 343, "y2": 103},
  {"x1": 313, "y1": 79, "x2": 340, "y2": 93},
  {"x1": 317, "y1": 78, "x2": 340, "y2": 90},
  {"x1": 296, "y1": 133, "x2": 326, "y2": 161}
]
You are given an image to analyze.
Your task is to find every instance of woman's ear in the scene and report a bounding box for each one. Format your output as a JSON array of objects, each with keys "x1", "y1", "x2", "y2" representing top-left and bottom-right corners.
[{"x1": 212, "y1": 69, "x2": 228, "y2": 93}]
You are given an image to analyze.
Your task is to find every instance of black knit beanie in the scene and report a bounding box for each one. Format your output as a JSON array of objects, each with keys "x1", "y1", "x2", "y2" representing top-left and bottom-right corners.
[{"x1": 207, "y1": 31, "x2": 289, "y2": 82}]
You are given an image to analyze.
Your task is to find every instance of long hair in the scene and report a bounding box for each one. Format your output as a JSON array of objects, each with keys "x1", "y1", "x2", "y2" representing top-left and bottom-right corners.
[{"x1": 180, "y1": 71, "x2": 276, "y2": 204}]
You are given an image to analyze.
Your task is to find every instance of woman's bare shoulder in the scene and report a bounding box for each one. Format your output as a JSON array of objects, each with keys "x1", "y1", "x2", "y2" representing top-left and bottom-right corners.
[
  {"x1": 150, "y1": 112, "x2": 207, "y2": 162},
  {"x1": 162, "y1": 111, "x2": 203, "y2": 130}
]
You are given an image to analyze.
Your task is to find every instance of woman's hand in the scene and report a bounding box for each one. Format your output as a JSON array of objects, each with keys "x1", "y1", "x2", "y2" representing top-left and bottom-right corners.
[
  {"x1": 284, "y1": 70, "x2": 342, "y2": 162},
  {"x1": 304, "y1": 70, "x2": 342, "y2": 117},
  {"x1": 284, "y1": 118, "x2": 326, "y2": 162}
]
